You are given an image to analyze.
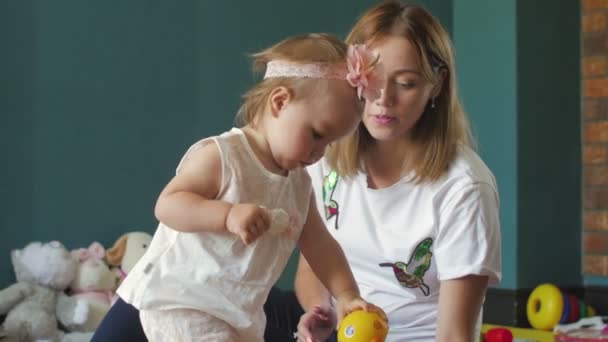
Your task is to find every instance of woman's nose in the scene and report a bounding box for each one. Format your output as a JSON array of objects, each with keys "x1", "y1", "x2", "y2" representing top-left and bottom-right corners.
[{"x1": 375, "y1": 87, "x2": 393, "y2": 107}]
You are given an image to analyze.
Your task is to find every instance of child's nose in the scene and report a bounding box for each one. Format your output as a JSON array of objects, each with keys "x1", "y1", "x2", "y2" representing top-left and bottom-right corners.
[{"x1": 309, "y1": 145, "x2": 326, "y2": 162}]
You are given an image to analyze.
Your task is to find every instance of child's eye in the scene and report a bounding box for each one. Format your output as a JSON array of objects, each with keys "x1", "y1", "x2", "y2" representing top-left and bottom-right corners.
[{"x1": 312, "y1": 129, "x2": 323, "y2": 140}]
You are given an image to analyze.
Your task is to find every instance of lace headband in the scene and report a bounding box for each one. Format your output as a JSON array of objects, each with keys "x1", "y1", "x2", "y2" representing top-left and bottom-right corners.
[{"x1": 263, "y1": 44, "x2": 382, "y2": 101}]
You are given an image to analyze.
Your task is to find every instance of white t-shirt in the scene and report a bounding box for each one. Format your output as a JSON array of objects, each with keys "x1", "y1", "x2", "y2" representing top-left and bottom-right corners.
[
  {"x1": 117, "y1": 128, "x2": 311, "y2": 341},
  {"x1": 307, "y1": 145, "x2": 501, "y2": 342}
]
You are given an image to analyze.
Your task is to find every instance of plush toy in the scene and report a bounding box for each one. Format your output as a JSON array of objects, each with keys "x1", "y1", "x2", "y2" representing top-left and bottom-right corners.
[
  {"x1": 0, "y1": 241, "x2": 89, "y2": 341},
  {"x1": 62, "y1": 242, "x2": 118, "y2": 333},
  {"x1": 106, "y1": 231, "x2": 152, "y2": 283}
]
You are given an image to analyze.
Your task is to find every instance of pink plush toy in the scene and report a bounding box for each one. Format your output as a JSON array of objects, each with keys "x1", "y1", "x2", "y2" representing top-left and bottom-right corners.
[{"x1": 65, "y1": 242, "x2": 118, "y2": 332}]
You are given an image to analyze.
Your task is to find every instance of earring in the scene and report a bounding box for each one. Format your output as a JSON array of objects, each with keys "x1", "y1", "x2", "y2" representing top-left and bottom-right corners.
[{"x1": 431, "y1": 97, "x2": 436, "y2": 109}]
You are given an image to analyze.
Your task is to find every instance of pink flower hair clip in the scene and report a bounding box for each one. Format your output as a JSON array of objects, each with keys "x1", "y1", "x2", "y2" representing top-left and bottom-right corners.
[
  {"x1": 263, "y1": 44, "x2": 382, "y2": 101},
  {"x1": 345, "y1": 44, "x2": 382, "y2": 101}
]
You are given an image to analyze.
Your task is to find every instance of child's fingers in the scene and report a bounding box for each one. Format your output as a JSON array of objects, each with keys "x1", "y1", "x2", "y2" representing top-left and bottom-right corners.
[
  {"x1": 255, "y1": 216, "x2": 268, "y2": 233},
  {"x1": 362, "y1": 302, "x2": 388, "y2": 323},
  {"x1": 243, "y1": 228, "x2": 254, "y2": 243},
  {"x1": 259, "y1": 208, "x2": 271, "y2": 227},
  {"x1": 342, "y1": 300, "x2": 365, "y2": 315},
  {"x1": 341, "y1": 301, "x2": 387, "y2": 323},
  {"x1": 242, "y1": 232, "x2": 253, "y2": 245},
  {"x1": 247, "y1": 221, "x2": 263, "y2": 239}
]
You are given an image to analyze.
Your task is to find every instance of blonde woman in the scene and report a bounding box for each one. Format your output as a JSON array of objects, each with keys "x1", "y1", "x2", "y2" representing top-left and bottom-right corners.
[{"x1": 295, "y1": 2, "x2": 502, "y2": 342}]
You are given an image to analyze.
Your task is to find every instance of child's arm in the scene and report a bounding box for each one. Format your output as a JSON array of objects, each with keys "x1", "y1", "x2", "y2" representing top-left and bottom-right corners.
[
  {"x1": 298, "y1": 194, "x2": 358, "y2": 305},
  {"x1": 154, "y1": 141, "x2": 270, "y2": 243},
  {"x1": 294, "y1": 252, "x2": 338, "y2": 340},
  {"x1": 294, "y1": 253, "x2": 332, "y2": 312},
  {"x1": 298, "y1": 194, "x2": 383, "y2": 320}
]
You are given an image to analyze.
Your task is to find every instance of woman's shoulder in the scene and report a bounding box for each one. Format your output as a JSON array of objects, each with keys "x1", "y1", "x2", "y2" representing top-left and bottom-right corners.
[
  {"x1": 427, "y1": 145, "x2": 499, "y2": 211},
  {"x1": 441, "y1": 145, "x2": 497, "y2": 190}
]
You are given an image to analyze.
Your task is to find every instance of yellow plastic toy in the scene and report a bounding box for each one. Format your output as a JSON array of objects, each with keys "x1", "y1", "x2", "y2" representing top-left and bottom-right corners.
[
  {"x1": 337, "y1": 310, "x2": 388, "y2": 342},
  {"x1": 527, "y1": 283, "x2": 563, "y2": 330},
  {"x1": 587, "y1": 305, "x2": 596, "y2": 317}
]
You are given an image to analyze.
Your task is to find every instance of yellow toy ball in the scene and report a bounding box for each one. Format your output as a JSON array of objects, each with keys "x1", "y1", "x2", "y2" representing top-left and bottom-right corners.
[
  {"x1": 337, "y1": 310, "x2": 388, "y2": 342},
  {"x1": 526, "y1": 283, "x2": 563, "y2": 330}
]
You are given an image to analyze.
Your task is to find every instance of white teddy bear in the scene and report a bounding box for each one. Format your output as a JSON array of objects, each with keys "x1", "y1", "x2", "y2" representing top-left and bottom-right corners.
[{"x1": 0, "y1": 241, "x2": 90, "y2": 342}]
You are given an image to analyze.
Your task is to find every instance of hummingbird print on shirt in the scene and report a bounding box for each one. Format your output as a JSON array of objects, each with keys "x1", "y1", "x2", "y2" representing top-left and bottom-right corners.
[
  {"x1": 379, "y1": 238, "x2": 433, "y2": 296},
  {"x1": 322, "y1": 170, "x2": 340, "y2": 229}
]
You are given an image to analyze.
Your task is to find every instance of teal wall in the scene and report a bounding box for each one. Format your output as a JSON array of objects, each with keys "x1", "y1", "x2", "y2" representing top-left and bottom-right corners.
[
  {"x1": 516, "y1": 0, "x2": 581, "y2": 288},
  {"x1": 1, "y1": 0, "x2": 588, "y2": 291},
  {"x1": 585, "y1": 276, "x2": 608, "y2": 286},
  {"x1": 0, "y1": 0, "x2": 452, "y2": 289},
  {"x1": 453, "y1": 0, "x2": 582, "y2": 289},
  {"x1": 453, "y1": 0, "x2": 518, "y2": 289}
]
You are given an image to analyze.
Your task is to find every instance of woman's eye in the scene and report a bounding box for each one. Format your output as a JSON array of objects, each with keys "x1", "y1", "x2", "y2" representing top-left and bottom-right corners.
[{"x1": 396, "y1": 81, "x2": 415, "y2": 88}]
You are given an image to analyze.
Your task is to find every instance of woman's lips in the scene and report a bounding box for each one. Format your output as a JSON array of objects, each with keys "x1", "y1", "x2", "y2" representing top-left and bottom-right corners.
[{"x1": 371, "y1": 114, "x2": 396, "y2": 125}]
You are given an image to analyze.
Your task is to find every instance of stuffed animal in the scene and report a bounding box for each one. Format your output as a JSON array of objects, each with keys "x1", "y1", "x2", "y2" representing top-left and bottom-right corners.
[
  {"x1": 0, "y1": 241, "x2": 89, "y2": 341},
  {"x1": 62, "y1": 242, "x2": 117, "y2": 332},
  {"x1": 106, "y1": 231, "x2": 152, "y2": 283}
]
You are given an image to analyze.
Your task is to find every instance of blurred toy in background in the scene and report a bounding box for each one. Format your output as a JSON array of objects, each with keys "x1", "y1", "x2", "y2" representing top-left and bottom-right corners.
[
  {"x1": 527, "y1": 283, "x2": 599, "y2": 331},
  {"x1": 0, "y1": 241, "x2": 87, "y2": 341},
  {"x1": 484, "y1": 327, "x2": 513, "y2": 342},
  {"x1": 554, "y1": 316, "x2": 608, "y2": 342},
  {"x1": 336, "y1": 309, "x2": 388, "y2": 342},
  {"x1": 105, "y1": 231, "x2": 152, "y2": 284},
  {"x1": 63, "y1": 242, "x2": 118, "y2": 332}
]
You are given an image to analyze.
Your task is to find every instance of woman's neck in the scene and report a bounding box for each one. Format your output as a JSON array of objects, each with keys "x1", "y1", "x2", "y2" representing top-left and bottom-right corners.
[
  {"x1": 241, "y1": 125, "x2": 287, "y2": 176},
  {"x1": 365, "y1": 139, "x2": 414, "y2": 189}
]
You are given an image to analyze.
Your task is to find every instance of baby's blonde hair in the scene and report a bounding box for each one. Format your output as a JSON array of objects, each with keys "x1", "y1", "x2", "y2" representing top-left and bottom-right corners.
[{"x1": 236, "y1": 33, "x2": 351, "y2": 126}]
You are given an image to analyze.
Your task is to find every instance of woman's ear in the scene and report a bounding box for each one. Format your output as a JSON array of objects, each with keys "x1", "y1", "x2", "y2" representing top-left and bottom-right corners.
[
  {"x1": 269, "y1": 86, "x2": 292, "y2": 117},
  {"x1": 431, "y1": 68, "x2": 447, "y2": 99}
]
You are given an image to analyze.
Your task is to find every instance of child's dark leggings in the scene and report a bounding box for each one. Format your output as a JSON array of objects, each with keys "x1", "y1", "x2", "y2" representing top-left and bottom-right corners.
[
  {"x1": 91, "y1": 287, "x2": 322, "y2": 342},
  {"x1": 91, "y1": 297, "x2": 146, "y2": 341}
]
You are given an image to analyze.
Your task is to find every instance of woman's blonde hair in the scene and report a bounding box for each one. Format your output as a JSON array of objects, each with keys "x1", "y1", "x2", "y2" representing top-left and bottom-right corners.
[
  {"x1": 236, "y1": 33, "x2": 352, "y2": 126},
  {"x1": 326, "y1": 1, "x2": 473, "y2": 183}
]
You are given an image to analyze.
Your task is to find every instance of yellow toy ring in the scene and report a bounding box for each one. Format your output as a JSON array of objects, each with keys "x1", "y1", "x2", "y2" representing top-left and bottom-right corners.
[{"x1": 526, "y1": 283, "x2": 563, "y2": 330}]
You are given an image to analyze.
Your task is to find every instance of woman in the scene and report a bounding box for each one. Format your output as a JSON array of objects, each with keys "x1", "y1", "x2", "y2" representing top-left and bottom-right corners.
[{"x1": 295, "y1": 2, "x2": 501, "y2": 342}]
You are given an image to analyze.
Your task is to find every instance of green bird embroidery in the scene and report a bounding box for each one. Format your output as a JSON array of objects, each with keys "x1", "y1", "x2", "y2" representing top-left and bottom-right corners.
[
  {"x1": 322, "y1": 170, "x2": 340, "y2": 229},
  {"x1": 379, "y1": 238, "x2": 433, "y2": 296}
]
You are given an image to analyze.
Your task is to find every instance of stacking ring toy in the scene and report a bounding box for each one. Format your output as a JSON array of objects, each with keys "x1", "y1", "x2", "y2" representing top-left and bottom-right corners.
[
  {"x1": 527, "y1": 283, "x2": 563, "y2": 330},
  {"x1": 559, "y1": 291, "x2": 570, "y2": 324},
  {"x1": 567, "y1": 294, "x2": 579, "y2": 323},
  {"x1": 579, "y1": 300, "x2": 588, "y2": 319}
]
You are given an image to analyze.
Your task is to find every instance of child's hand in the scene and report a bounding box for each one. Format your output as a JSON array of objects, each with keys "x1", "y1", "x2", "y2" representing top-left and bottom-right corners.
[
  {"x1": 225, "y1": 204, "x2": 270, "y2": 244},
  {"x1": 335, "y1": 291, "x2": 388, "y2": 324}
]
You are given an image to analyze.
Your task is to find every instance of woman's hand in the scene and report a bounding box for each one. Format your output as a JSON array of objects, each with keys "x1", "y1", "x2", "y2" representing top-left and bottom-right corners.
[{"x1": 296, "y1": 305, "x2": 337, "y2": 342}]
